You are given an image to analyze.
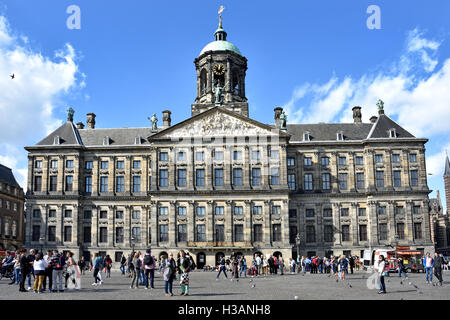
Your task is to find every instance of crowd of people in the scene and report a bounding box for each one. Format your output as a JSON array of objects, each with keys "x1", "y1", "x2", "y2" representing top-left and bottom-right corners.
[{"x1": 1, "y1": 249, "x2": 447, "y2": 296}]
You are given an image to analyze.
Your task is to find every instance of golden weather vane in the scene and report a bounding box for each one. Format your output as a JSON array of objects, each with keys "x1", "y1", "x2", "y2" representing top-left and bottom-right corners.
[{"x1": 218, "y1": 5, "x2": 225, "y2": 17}]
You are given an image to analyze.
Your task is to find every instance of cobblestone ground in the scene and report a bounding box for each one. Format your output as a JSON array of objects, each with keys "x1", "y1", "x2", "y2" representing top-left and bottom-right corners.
[{"x1": 0, "y1": 270, "x2": 448, "y2": 300}]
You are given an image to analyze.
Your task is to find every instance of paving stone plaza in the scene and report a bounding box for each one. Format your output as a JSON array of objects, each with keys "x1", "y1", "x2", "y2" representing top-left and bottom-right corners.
[{"x1": 0, "y1": 270, "x2": 448, "y2": 300}]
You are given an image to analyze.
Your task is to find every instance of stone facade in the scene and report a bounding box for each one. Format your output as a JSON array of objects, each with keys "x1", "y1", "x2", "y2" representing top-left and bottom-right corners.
[
  {"x1": 23, "y1": 18, "x2": 434, "y2": 266},
  {"x1": 0, "y1": 164, "x2": 25, "y2": 250}
]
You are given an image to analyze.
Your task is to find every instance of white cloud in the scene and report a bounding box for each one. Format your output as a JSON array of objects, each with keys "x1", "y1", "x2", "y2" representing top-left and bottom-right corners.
[
  {"x1": 426, "y1": 142, "x2": 450, "y2": 176},
  {"x1": 0, "y1": 15, "x2": 83, "y2": 189}
]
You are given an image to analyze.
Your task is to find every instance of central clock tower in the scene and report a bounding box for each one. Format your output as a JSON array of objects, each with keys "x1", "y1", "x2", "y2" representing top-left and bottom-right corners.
[{"x1": 192, "y1": 16, "x2": 249, "y2": 117}]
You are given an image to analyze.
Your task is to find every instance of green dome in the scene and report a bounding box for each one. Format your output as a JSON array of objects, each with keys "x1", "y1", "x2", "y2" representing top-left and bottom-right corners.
[{"x1": 199, "y1": 40, "x2": 242, "y2": 56}]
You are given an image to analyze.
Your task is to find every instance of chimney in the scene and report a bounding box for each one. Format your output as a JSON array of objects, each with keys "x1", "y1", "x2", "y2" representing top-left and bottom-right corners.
[
  {"x1": 86, "y1": 113, "x2": 96, "y2": 129},
  {"x1": 352, "y1": 106, "x2": 362, "y2": 123},
  {"x1": 76, "y1": 122, "x2": 85, "y2": 129},
  {"x1": 370, "y1": 116, "x2": 378, "y2": 123},
  {"x1": 162, "y1": 110, "x2": 172, "y2": 127},
  {"x1": 274, "y1": 107, "x2": 283, "y2": 128}
]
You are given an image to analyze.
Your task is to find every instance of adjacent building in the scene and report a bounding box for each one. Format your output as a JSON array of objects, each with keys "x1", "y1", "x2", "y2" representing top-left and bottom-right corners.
[
  {"x1": 24, "y1": 17, "x2": 434, "y2": 267},
  {"x1": 0, "y1": 164, "x2": 25, "y2": 250}
]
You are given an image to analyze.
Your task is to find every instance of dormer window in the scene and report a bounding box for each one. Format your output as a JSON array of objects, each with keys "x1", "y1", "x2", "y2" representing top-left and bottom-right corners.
[
  {"x1": 103, "y1": 136, "x2": 110, "y2": 146},
  {"x1": 388, "y1": 128, "x2": 397, "y2": 138},
  {"x1": 53, "y1": 136, "x2": 60, "y2": 145},
  {"x1": 303, "y1": 131, "x2": 310, "y2": 142},
  {"x1": 135, "y1": 136, "x2": 142, "y2": 145},
  {"x1": 337, "y1": 131, "x2": 344, "y2": 141}
]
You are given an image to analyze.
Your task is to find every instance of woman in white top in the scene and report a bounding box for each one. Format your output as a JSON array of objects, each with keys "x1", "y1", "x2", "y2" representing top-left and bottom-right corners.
[
  {"x1": 377, "y1": 255, "x2": 387, "y2": 294},
  {"x1": 33, "y1": 253, "x2": 48, "y2": 293}
]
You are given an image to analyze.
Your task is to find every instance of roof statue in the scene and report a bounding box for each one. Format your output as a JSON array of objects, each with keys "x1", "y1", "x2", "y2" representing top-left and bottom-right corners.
[
  {"x1": 214, "y1": 81, "x2": 224, "y2": 105},
  {"x1": 377, "y1": 99, "x2": 384, "y2": 112},
  {"x1": 280, "y1": 111, "x2": 287, "y2": 130},
  {"x1": 67, "y1": 107, "x2": 75, "y2": 122},
  {"x1": 149, "y1": 114, "x2": 158, "y2": 132}
]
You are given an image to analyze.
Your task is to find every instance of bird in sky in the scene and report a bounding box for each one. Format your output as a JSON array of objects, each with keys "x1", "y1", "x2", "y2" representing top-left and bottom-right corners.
[{"x1": 10, "y1": 73, "x2": 15, "y2": 79}]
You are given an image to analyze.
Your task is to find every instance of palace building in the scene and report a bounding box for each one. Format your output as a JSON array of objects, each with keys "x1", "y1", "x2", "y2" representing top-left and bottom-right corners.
[{"x1": 24, "y1": 17, "x2": 434, "y2": 267}]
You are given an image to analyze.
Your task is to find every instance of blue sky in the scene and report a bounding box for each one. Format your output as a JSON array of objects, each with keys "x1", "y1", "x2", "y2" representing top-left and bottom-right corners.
[{"x1": 0, "y1": 0, "x2": 449, "y2": 210}]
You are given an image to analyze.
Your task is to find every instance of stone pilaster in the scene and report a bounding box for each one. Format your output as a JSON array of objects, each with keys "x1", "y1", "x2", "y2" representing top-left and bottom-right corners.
[
  {"x1": 244, "y1": 200, "x2": 252, "y2": 243},
  {"x1": 365, "y1": 150, "x2": 375, "y2": 191},
  {"x1": 150, "y1": 201, "x2": 158, "y2": 245},
  {"x1": 387, "y1": 200, "x2": 396, "y2": 243},
  {"x1": 188, "y1": 201, "x2": 195, "y2": 243},
  {"x1": 348, "y1": 152, "x2": 356, "y2": 191},
  {"x1": 402, "y1": 149, "x2": 411, "y2": 190},
  {"x1": 206, "y1": 200, "x2": 214, "y2": 242},
  {"x1": 264, "y1": 200, "x2": 271, "y2": 246},
  {"x1": 351, "y1": 202, "x2": 359, "y2": 246},
  {"x1": 406, "y1": 200, "x2": 414, "y2": 243},
  {"x1": 422, "y1": 199, "x2": 431, "y2": 243},
  {"x1": 315, "y1": 202, "x2": 323, "y2": 246},
  {"x1": 92, "y1": 205, "x2": 98, "y2": 247},
  {"x1": 333, "y1": 203, "x2": 342, "y2": 245},
  {"x1": 125, "y1": 205, "x2": 131, "y2": 247},
  {"x1": 225, "y1": 200, "x2": 233, "y2": 242},
  {"x1": 368, "y1": 201, "x2": 378, "y2": 246},
  {"x1": 385, "y1": 150, "x2": 394, "y2": 190},
  {"x1": 169, "y1": 201, "x2": 176, "y2": 246}
]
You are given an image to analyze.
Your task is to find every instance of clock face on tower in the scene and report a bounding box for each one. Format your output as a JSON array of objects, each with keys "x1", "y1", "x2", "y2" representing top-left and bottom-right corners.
[{"x1": 213, "y1": 64, "x2": 225, "y2": 75}]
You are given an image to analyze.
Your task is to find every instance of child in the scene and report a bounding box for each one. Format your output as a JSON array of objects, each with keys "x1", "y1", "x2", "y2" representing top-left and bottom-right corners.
[{"x1": 180, "y1": 258, "x2": 190, "y2": 296}]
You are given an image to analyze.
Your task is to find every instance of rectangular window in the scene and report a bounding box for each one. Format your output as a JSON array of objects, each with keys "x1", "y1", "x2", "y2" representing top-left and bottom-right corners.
[
  {"x1": 304, "y1": 157, "x2": 312, "y2": 166},
  {"x1": 287, "y1": 157, "x2": 295, "y2": 167},
  {"x1": 377, "y1": 206, "x2": 386, "y2": 215},
  {"x1": 393, "y1": 170, "x2": 402, "y2": 187},
  {"x1": 32, "y1": 225, "x2": 40, "y2": 241},
  {"x1": 159, "y1": 169, "x2": 168, "y2": 187},
  {"x1": 392, "y1": 154, "x2": 400, "y2": 163},
  {"x1": 272, "y1": 224, "x2": 281, "y2": 242},
  {"x1": 177, "y1": 169, "x2": 187, "y2": 187},
  {"x1": 359, "y1": 225, "x2": 367, "y2": 241},
  {"x1": 252, "y1": 151, "x2": 260, "y2": 160},
  {"x1": 65, "y1": 176, "x2": 73, "y2": 191},
  {"x1": 409, "y1": 154, "x2": 417, "y2": 163},
  {"x1": 272, "y1": 206, "x2": 281, "y2": 215},
  {"x1": 413, "y1": 206, "x2": 421, "y2": 215},
  {"x1": 356, "y1": 173, "x2": 365, "y2": 189},
  {"x1": 115, "y1": 227, "x2": 124, "y2": 243},
  {"x1": 35, "y1": 160, "x2": 43, "y2": 169},
  {"x1": 195, "y1": 152, "x2": 204, "y2": 161},
  {"x1": 358, "y1": 208, "x2": 366, "y2": 216},
  {"x1": 342, "y1": 225, "x2": 350, "y2": 242},
  {"x1": 177, "y1": 152, "x2": 186, "y2": 161},
  {"x1": 214, "y1": 169, "x2": 224, "y2": 186},
  {"x1": 48, "y1": 226, "x2": 56, "y2": 242},
  {"x1": 177, "y1": 225, "x2": 187, "y2": 242},
  {"x1": 85, "y1": 161, "x2": 93, "y2": 169},
  {"x1": 355, "y1": 156, "x2": 364, "y2": 165},
  {"x1": 100, "y1": 211, "x2": 108, "y2": 219},
  {"x1": 49, "y1": 209, "x2": 56, "y2": 218},
  {"x1": 379, "y1": 223, "x2": 388, "y2": 241},
  {"x1": 159, "y1": 152, "x2": 168, "y2": 161},
  {"x1": 64, "y1": 226, "x2": 72, "y2": 242},
  {"x1": 132, "y1": 227, "x2": 141, "y2": 242},
  {"x1": 253, "y1": 206, "x2": 262, "y2": 215},
  {"x1": 196, "y1": 225, "x2": 206, "y2": 242},
  {"x1": 253, "y1": 225, "x2": 263, "y2": 242},
  {"x1": 132, "y1": 210, "x2": 140, "y2": 219},
  {"x1": 324, "y1": 225, "x2": 333, "y2": 242},
  {"x1": 99, "y1": 227, "x2": 108, "y2": 243},
  {"x1": 100, "y1": 161, "x2": 108, "y2": 169},
  {"x1": 288, "y1": 174, "x2": 296, "y2": 190},
  {"x1": 178, "y1": 206, "x2": 187, "y2": 216},
  {"x1": 214, "y1": 151, "x2": 223, "y2": 161},
  {"x1": 196, "y1": 169, "x2": 205, "y2": 186},
  {"x1": 410, "y1": 170, "x2": 418, "y2": 186},
  {"x1": 375, "y1": 154, "x2": 383, "y2": 163},
  {"x1": 322, "y1": 173, "x2": 331, "y2": 190},
  {"x1": 321, "y1": 157, "x2": 329, "y2": 166},
  {"x1": 49, "y1": 176, "x2": 57, "y2": 192},
  {"x1": 304, "y1": 174, "x2": 313, "y2": 190},
  {"x1": 116, "y1": 160, "x2": 124, "y2": 169},
  {"x1": 215, "y1": 206, "x2": 224, "y2": 215},
  {"x1": 233, "y1": 168, "x2": 243, "y2": 186},
  {"x1": 306, "y1": 209, "x2": 315, "y2": 218},
  {"x1": 215, "y1": 225, "x2": 225, "y2": 242},
  {"x1": 116, "y1": 176, "x2": 125, "y2": 192},
  {"x1": 340, "y1": 208, "x2": 349, "y2": 217},
  {"x1": 252, "y1": 168, "x2": 261, "y2": 186},
  {"x1": 132, "y1": 176, "x2": 141, "y2": 192},
  {"x1": 51, "y1": 160, "x2": 58, "y2": 169},
  {"x1": 234, "y1": 225, "x2": 244, "y2": 242},
  {"x1": 397, "y1": 223, "x2": 405, "y2": 240},
  {"x1": 338, "y1": 157, "x2": 347, "y2": 165},
  {"x1": 33, "y1": 209, "x2": 41, "y2": 218},
  {"x1": 269, "y1": 167, "x2": 279, "y2": 185},
  {"x1": 339, "y1": 173, "x2": 347, "y2": 190},
  {"x1": 159, "y1": 207, "x2": 168, "y2": 216},
  {"x1": 85, "y1": 176, "x2": 92, "y2": 193},
  {"x1": 306, "y1": 225, "x2": 315, "y2": 243},
  {"x1": 132, "y1": 160, "x2": 141, "y2": 169},
  {"x1": 376, "y1": 171, "x2": 384, "y2": 188},
  {"x1": 159, "y1": 225, "x2": 168, "y2": 242},
  {"x1": 323, "y1": 208, "x2": 332, "y2": 217},
  {"x1": 34, "y1": 176, "x2": 42, "y2": 192},
  {"x1": 115, "y1": 210, "x2": 123, "y2": 219},
  {"x1": 196, "y1": 206, "x2": 205, "y2": 216},
  {"x1": 395, "y1": 206, "x2": 404, "y2": 215},
  {"x1": 83, "y1": 211, "x2": 91, "y2": 219},
  {"x1": 270, "y1": 150, "x2": 279, "y2": 159},
  {"x1": 64, "y1": 210, "x2": 72, "y2": 218},
  {"x1": 234, "y1": 206, "x2": 243, "y2": 215},
  {"x1": 100, "y1": 176, "x2": 108, "y2": 192},
  {"x1": 233, "y1": 151, "x2": 242, "y2": 160},
  {"x1": 66, "y1": 160, "x2": 74, "y2": 168},
  {"x1": 289, "y1": 209, "x2": 297, "y2": 218},
  {"x1": 414, "y1": 223, "x2": 422, "y2": 239}
]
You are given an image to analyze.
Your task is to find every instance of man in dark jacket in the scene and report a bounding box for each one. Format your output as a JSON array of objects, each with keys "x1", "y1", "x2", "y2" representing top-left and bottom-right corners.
[
  {"x1": 349, "y1": 256, "x2": 355, "y2": 274},
  {"x1": 19, "y1": 249, "x2": 30, "y2": 292},
  {"x1": 433, "y1": 252, "x2": 445, "y2": 286}
]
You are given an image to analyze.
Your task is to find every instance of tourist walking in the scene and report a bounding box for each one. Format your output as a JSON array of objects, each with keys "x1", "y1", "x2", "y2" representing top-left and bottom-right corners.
[
  {"x1": 120, "y1": 254, "x2": 127, "y2": 275},
  {"x1": 423, "y1": 252, "x2": 434, "y2": 284},
  {"x1": 433, "y1": 252, "x2": 444, "y2": 286},
  {"x1": 255, "y1": 254, "x2": 261, "y2": 275},
  {"x1": 278, "y1": 256, "x2": 284, "y2": 275},
  {"x1": 32, "y1": 253, "x2": 48, "y2": 294},
  {"x1": 26, "y1": 249, "x2": 36, "y2": 290},
  {"x1": 216, "y1": 256, "x2": 228, "y2": 279},
  {"x1": 51, "y1": 249, "x2": 65, "y2": 292},
  {"x1": 232, "y1": 255, "x2": 239, "y2": 279},
  {"x1": 179, "y1": 256, "x2": 191, "y2": 296},
  {"x1": 78, "y1": 256, "x2": 86, "y2": 276},
  {"x1": 349, "y1": 256, "x2": 355, "y2": 274},
  {"x1": 262, "y1": 255, "x2": 268, "y2": 276},
  {"x1": 143, "y1": 249, "x2": 156, "y2": 289},
  {"x1": 130, "y1": 251, "x2": 142, "y2": 289},
  {"x1": 338, "y1": 255, "x2": 348, "y2": 280},
  {"x1": 162, "y1": 253, "x2": 177, "y2": 296},
  {"x1": 12, "y1": 251, "x2": 21, "y2": 285},
  {"x1": 92, "y1": 253, "x2": 103, "y2": 286},
  {"x1": 377, "y1": 255, "x2": 387, "y2": 294},
  {"x1": 239, "y1": 255, "x2": 247, "y2": 277},
  {"x1": 398, "y1": 258, "x2": 408, "y2": 282}
]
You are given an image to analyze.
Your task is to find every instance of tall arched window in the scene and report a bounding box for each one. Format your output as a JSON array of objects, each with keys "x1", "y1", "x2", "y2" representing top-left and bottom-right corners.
[
  {"x1": 200, "y1": 69, "x2": 207, "y2": 95},
  {"x1": 232, "y1": 69, "x2": 240, "y2": 95},
  {"x1": 12, "y1": 221, "x2": 17, "y2": 238}
]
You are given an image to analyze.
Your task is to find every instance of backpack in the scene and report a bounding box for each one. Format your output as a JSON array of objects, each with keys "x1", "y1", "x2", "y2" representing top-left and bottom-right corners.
[
  {"x1": 144, "y1": 255, "x2": 154, "y2": 266},
  {"x1": 135, "y1": 258, "x2": 142, "y2": 269}
]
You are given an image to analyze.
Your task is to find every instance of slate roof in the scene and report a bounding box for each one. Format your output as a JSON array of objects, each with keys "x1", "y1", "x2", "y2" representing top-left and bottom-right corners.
[
  {"x1": 286, "y1": 123, "x2": 373, "y2": 141},
  {"x1": 36, "y1": 121, "x2": 82, "y2": 146},
  {"x1": 367, "y1": 114, "x2": 415, "y2": 139},
  {"x1": 0, "y1": 164, "x2": 20, "y2": 188},
  {"x1": 78, "y1": 128, "x2": 156, "y2": 146}
]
